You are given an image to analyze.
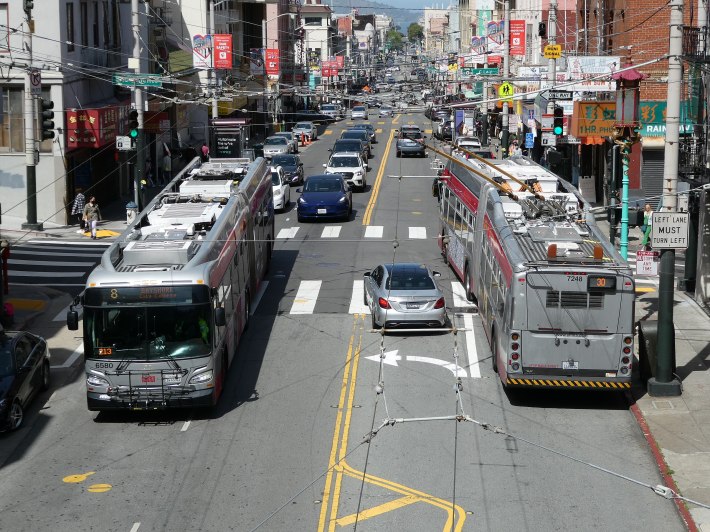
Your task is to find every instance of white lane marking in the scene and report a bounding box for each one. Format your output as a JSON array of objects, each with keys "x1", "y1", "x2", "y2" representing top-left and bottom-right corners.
[
  {"x1": 290, "y1": 280, "x2": 321, "y2": 314},
  {"x1": 129, "y1": 523, "x2": 141, "y2": 532},
  {"x1": 408, "y1": 355, "x2": 467, "y2": 378},
  {"x1": 321, "y1": 226, "x2": 342, "y2": 238},
  {"x1": 365, "y1": 225, "x2": 384, "y2": 238},
  {"x1": 251, "y1": 280, "x2": 269, "y2": 315},
  {"x1": 181, "y1": 421, "x2": 191, "y2": 432},
  {"x1": 53, "y1": 303, "x2": 83, "y2": 322},
  {"x1": 409, "y1": 227, "x2": 427, "y2": 239},
  {"x1": 451, "y1": 282, "x2": 477, "y2": 309},
  {"x1": 462, "y1": 313, "x2": 481, "y2": 378},
  {"x1": 348, "y1": 280, "x2": 371, "y2": 314},
  {"x1": 51, "y1": 344, "x2": 84, "y2": 369},
  {"x1": 276, "y1": 227, "x2": 299, "y2": 239}
]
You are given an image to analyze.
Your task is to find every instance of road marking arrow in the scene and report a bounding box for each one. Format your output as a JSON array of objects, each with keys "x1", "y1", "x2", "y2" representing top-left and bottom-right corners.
[
  {"x1": 408, "y1": 356, "x2": 468, "y2": 378},
  {"x1": 365, "y1": 349, "x2": 401, "y2": 366}
]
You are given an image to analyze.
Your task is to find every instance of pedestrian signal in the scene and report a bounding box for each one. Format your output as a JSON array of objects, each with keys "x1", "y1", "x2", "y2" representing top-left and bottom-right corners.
[
  {"x1": 40, "y1": 99, "x2": 55, "y2": 140},
  {"x1": 128, "y1": 109, "x2": 139, "y2": 139},
  {"x1": 553, "y1": 106, "x2": 564, "y2": 136}
]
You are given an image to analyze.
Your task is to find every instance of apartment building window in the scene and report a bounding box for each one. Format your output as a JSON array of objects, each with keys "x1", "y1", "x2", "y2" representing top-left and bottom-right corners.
[
  {"x1": 304, "y1": 17, "x2": 322, "y2": 26},
  {"x1": 0, "y1": 88, "x2": 54, "y2": 153},
  {"x1": 80, "y1": 2, "x2": 88, "y2": 47},
  {"x1": 67, "y1": 3, "x2": 75, "y2": 52},
  {"x1": 0, "y1": 4, "x2": 8, "y2": 52},
  {"x1": 102, "y1": 1, "x2": 109, "y2": 47},
  {"x1": 93, "y1": 1, "x2": 99, "y2": 47}
]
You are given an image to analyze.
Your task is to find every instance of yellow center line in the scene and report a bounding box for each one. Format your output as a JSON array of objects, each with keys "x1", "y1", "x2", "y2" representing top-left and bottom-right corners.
[
  {"x1": 392, "y1": 113, "x2": 401, "y2": 125},
  {"x1": 362, "y1": 130, "x2": 396, "y2": 226},
  {"x1": 636, "y1": 286, "x2": 657, "y2": 293},
  {"x1": 335, "y1": 495, "x2": 419, "y2": 526}
]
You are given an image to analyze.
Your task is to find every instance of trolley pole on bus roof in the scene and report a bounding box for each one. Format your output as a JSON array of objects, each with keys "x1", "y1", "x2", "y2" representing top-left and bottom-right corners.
[{"x1": 648, "y1": 0, "x2": 683, "y2": 397}]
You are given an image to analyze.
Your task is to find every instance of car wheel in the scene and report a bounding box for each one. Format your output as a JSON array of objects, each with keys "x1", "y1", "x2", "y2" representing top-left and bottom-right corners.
[
  {"x1": 285, "y1": 189, "x2": 291, "y2": 207},
  {"x1": 363, "y1": 287, "x2": 369, "y2": 306},
  {"x1": 9, "y1": 400, "x2": 23, "y2": 430},
  {"x1": 298, "y1": 215, "x2": 304, "y2": 223},
  {"x1": 41, "y1": 361, "x2": 50, "y2": 391},
  {"x1": 396, "y1": 150, "x2": 401, "y2": 158}
]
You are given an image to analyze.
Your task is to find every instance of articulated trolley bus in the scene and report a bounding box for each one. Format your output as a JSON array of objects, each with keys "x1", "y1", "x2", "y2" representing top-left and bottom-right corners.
[
  {"x1": 68, "y1": 157, "x2": 273, "y2": 410},
  {"x1": 437, "y1": 154, "x2": 635, "y2": 389}
]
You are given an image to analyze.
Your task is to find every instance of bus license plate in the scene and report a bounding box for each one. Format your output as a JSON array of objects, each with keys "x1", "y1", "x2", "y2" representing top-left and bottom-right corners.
[
  {"x1": 562, "y1": 361, "x2": 579, "y2": 370},
  {"x1": 164, "y1": 374, "x2": 181, "y2": 384},
  {"x1": 318, "y1": 208, "x2": 327, "y2": 214}
]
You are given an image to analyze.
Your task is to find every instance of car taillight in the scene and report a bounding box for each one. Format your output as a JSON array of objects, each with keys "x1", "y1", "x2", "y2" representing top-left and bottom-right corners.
[
  {"x1": 378, "y1": 297, "x2": 391, "y2": 309},
  {"x1": 434, "y1": 297, "x2": 445, "y2": 309}
]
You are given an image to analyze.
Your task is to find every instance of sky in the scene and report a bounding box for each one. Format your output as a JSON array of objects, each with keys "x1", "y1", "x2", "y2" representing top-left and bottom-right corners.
[{"x1": 329, "y1": 0, "x2": 437, "y2": 13}]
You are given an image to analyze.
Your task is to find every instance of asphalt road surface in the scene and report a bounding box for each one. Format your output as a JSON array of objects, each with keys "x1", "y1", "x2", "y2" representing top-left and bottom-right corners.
[{"x1": 0, "y1": 103, "x2": 684, "y2": 531}]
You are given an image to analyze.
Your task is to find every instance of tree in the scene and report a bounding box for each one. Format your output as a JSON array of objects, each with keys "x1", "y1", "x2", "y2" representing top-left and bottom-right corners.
[
  {"x1": 386, "y1": 29, "x2": 404, "y2": 51},
  {"x1": 407, "y1": 23, "x2": 424, "y2": 44}
]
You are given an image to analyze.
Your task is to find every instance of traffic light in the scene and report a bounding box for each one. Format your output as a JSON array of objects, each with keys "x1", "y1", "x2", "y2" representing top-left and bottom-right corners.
[
  {"x1": 23, "y1": 0, "x2": 33, "y2": 16},
  {"x1": 128, "y1": 109, "x2": 139, "y2": 139},
  {"x1": 553, "y1": 106, "x2": 564, "y2": 136},
  {"x1": 538, "y1": 22, "x2": 546, "y2": 37},
  {"x1": 40, "y1": 99, "x2": 54, "y2": 140}
]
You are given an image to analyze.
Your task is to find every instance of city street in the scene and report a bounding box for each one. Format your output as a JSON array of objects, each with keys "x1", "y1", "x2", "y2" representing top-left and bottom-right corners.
[{"x1": 0, "y1": 110, "x2": 684, "y2": 531}]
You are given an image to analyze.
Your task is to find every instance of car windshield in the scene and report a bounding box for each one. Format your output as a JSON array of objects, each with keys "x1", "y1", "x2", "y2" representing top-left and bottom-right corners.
[
  {"x1": 0, "y1": 340, "x2": 14, "y2": 377},
  {"x1": 321, "y1": 105, "x2": 336, "y2": 111},
  {"x1": 304, "y1": 178, "x2": 342, "y2": 193},
  {"x1": 353, "y1": 107, "x2": 365, "y2": 112},
  {"x1": 295, "y1": 123, "x2": 312, "y2": 129},
  {"x1": 265, "y1": 137, "x2": 287, "y2": 145},
  {"x1": 385, "y1": 268, "x2": 435, "y2": 290},
  {"x1": 272, "y1": 155, "x2": 296, "y2": 166},
  {"x1": 271, "y1": 172, "x2": 282, "y2": 185},
  {"x1": 331, "y1": 157, "x2": 360, "y2": 168},
  {"x1": 342, "y1": 132, "x2": 366, "y2": 140},
  {"x1": 402, "y1": 132, "x2": 423, "y2": 140}
]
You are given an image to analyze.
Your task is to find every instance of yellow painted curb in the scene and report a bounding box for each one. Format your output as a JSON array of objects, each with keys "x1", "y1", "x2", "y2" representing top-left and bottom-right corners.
[{"x1": 7, "y1": 299, "x2": 46, "y2": 311}]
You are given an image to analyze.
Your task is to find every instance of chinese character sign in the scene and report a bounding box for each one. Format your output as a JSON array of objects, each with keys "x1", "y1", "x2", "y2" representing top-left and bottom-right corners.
[{"x1": 265, "y1": 49, "x2": 280, "y2": 76}]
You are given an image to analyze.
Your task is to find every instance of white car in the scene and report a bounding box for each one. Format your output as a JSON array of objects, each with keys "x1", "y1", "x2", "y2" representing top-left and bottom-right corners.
[
  {"x1": 351, "y1": 106, "x2": 368, "y2": 120},
  {"x1": 323, "y1": 152, "x2": 368, "y2": 191},
  {"x1": 272, "y1": 132, "x2": 298, "y2": 153},
  {"x1": 292, "y1": 121, "x2": 318, "y2": 141},
  {"x1": 454, "y1": 136, "x2": 482, "y2": 151},
  {"x1": 320, "y1": 104, "x2": 341, "y2": 121},
  {"x1": 271, "y1": 166, "x2": 291, "y2": 211},
  {"x1": 379, "y1": 105, "x2": 394, "y2": 117},
  {"x1": 263, "y1": 136, "x2": 291, "y2": 158}
]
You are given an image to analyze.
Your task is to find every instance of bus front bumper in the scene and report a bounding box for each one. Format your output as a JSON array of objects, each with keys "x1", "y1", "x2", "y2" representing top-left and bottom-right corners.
[{"x1": 87, "y1": 387, "x2": 215, "y2": 411}]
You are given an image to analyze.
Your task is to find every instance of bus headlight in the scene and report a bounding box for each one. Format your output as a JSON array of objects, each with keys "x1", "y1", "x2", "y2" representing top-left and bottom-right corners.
[
  {"x1": 189, "y1": 370, "x2": 213, "y2": 384},
  {"x1": 87, "y1": 374, "x2": 109, "y2": 387}
]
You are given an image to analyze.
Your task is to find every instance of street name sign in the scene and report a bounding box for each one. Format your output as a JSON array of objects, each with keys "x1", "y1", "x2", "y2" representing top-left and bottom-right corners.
[
  {"x1": 113, "y1": 73, "x2": 163, "y2": 88},
  {"x1": 636, "y1": 250, "x2": 660, "y2": 276},
  {"x1": 545, "y1": 90, "x2": 573, "y2": 100},
  {"x1": 651, "y1": 211, "x2": 689, "y2": 249},
  {"x1": 460, "y1": 67, "x2": 499, "y2": 77},
  {"x1": 544, "y1": 44, "x2": 562, "y2": 59}
]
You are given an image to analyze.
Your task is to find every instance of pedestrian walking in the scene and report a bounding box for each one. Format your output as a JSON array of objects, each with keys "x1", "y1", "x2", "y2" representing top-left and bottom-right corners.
[
  {"x1": 641, "y1": 203, "x2": 653, "y2": 250},
  {"x1": 145, "y1": 159, "x2": 156, "y2": 187},
  {"x1": 162, "y1": 151, "x2": 172, "y2": 185},
  {"x1": 201, "y1": 142, "x2": 210, "y2": 162},
  {"x1": 70, "y1": 188, "x2": 85, "y2": 228},
  {"x1": 82, "y1": 196, "x2": 101, "y2": 240}
]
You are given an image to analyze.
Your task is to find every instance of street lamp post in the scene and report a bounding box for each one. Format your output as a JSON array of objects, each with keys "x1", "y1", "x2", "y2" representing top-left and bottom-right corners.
[
  {"x1": 261, "y1": 12, "x2": 296, "y2": 135},
  {"x1": 501, "y1": 0, "x2": 510, "y2": 155}
]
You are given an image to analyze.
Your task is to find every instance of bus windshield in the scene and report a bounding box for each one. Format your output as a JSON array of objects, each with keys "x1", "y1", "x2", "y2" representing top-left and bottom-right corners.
[{"x1": 84, "y1": 304, "x2": 212, "y2": 360}]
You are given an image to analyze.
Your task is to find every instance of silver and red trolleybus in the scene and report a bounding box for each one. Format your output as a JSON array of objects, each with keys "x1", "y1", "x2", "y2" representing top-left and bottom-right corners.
[
  {"x1": 437, "y1": 154, "x2": 635, "y2": 389},
  {"x1": 68, "y1": 157, "x2": 273, "y2": 410}
]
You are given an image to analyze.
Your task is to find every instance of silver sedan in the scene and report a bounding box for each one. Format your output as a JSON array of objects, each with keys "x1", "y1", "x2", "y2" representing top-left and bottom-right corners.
[{"x1": 364, "y1": 263, "x2": 447, "y2": 330}]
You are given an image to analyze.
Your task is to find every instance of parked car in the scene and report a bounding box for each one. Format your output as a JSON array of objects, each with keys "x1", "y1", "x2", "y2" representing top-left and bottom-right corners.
[
  {"x1": 331, "y1": 139, "x2": 369, "y2": 163},
  {"x1": 435, "y1": 120, "x2": 453, "y2": 141},
  {"x1": 297, "y1": 174, "x2": 352, "y2": 222},
  {"x1": 270, "y1": 166, "x2": 291, "y2": 211},
  {"x1": 320, "y1": 104, "x2": 341, "y2": 121},
  {"x1": 323, "y1": 152, "x2": 368, "y2": 191},
  {"x1": 379, "y1": 105, "x2": 394, "y2": 117},
  {"x1": 340, "y1": 129, "x2": 372, "y2": 158},
  {"x1": 263, "y1": 136, "x2": 291, "y2": 158},
  {"x1": 364, "y1": 263, "x2": 447, "y2": 330},
  {"x1": 0, "y1": 329, "x2": 51, "y2": 432},
  {"x1": 292, "y1": 121, "x2": 319, "y2": 142},
  {"x1": 271, "y1": 153, "x2": 304, "y2": 185},
  {"x1": 350, "y1": 123, "x2": 377, "y2": 143},
  {"x1": 272, "y1": 131, "x2": 298, "y2": 153},
  {"x1": 351, "y1": 106, "x2": 369, "y2": 119},
  {"x1": 396, "y1": 127, "x2": 426, "y2": 158},
  {"x1": 454, "y1": 136, "x2": 483, "y2": 151}
]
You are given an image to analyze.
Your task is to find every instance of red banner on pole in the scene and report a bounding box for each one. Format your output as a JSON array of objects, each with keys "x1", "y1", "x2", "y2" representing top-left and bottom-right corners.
[
  {"x1": 213, "y1": 34, "x2": 233, "y2": 69},
  {"x1": 509, "y1": 20, "x2": 526, "y2": 57},
  {"x1": 265, "y1": 48, "x2": 280, "y2": 76}
]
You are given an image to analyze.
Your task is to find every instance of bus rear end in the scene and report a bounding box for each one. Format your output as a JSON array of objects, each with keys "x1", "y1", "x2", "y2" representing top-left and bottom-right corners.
[{"x1": 504, "y1": 270, "x2": 635, "y2": 389}]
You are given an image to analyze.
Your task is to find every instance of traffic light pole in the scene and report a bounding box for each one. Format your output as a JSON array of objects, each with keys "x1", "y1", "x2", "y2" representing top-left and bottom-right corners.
[
  {"x1": 132, "y1": 0, "x2": 145, "y2": 210},
  {"x1": 500, "y1": 0, "x2": 510, "y2": 156},
  {"x1": 22, "y1": 7, "x2": 42, "y2": 231}
]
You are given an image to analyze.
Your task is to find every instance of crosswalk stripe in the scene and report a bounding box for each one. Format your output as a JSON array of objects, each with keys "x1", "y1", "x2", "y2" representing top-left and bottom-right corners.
[
  {"x1": 462, "y1": 313, "x2": 481, "y2": 378},
  {"x1": 364, "y1": 226, "x2": 384, "y2": 238},
  {"x1": 290, "y1": 280, "x2": 321, "y2": 314},
  {"x1": 321, "y1": 226, "x2": 342, "y2": 238},
  {"x1": 451, "y1": 282, "x2": 477, "y2": 310},
  {"x1": 409, "y1": 227, "x2": 427, "y2": 239},
  {"x1": 276, "y1": 227, "x2": 299, "y2": 239},
  {"x1": 348, "y1": 280, "x2": 370, "y2": 314}
]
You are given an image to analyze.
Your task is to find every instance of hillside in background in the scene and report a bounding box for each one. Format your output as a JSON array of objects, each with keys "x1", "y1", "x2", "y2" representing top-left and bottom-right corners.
[{"x1": 329, "y1": 1, "x2": 421, "y2": 34}]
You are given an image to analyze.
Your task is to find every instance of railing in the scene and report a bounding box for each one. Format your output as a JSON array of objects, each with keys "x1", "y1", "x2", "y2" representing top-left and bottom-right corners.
[{"x1": 682, "y1": 26, "x2": 710, "y2": 61}]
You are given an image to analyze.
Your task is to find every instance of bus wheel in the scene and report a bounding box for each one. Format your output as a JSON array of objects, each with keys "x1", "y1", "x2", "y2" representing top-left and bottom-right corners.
[
  {"x1": 244, "y1": 293, "x2": 251, "y2": 330},
  {"x1": 265, "y1": 241, "x2": 272, "y2": 273},
  {"x1": 491, "y1": 331, "x2": 499, "y2": 374},
  {"x1": 442, "y1": 244, "x2": 449, "y2": 266},
  {"x1": 464, "y1": 266, "x2": 474, "y2": 302}
]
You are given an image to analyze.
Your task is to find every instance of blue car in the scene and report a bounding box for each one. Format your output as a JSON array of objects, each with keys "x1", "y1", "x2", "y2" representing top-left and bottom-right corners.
[{"x1": 297, "y1": 174, "x2": 352, "y2": 222}]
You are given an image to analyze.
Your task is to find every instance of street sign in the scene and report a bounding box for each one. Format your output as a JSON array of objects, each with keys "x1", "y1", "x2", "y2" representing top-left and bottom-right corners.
[
  {"x1": 115, "y1": 135, "x2": 134, "y2": 151},
  {"x1": 545, "y1": 90, "x2": 573, "y2": 100},
  {"x1": 524, "y1": 132, "x2": 534, "y2": 149},
  {"x1": 541, "y1": 114, "x2": 553, "y2": 130},
  {"x1": 544, "y1": 44, "x2": 562, "y2": 59},
  {"x1": 113, "y1": 73, "x2": 163, "y2": 88},
  {"x1": 498, "y1": 82, "x2": 514, "y2": 99},
  {"x1": 651, "y1": 211, "x2": 689, "y2": 249},
  {"x1": 460, "y1": 67, "x2": 499, "y2": 77},
  {"x1": 29, "y1": 69, "x2": 42, "y2": 95},
  {"x1": 636, "y1": 250, "x2": 660, "y2": 276},
  {"x1": 541, "y1": 132, "x2": 557, "y2": 146}
]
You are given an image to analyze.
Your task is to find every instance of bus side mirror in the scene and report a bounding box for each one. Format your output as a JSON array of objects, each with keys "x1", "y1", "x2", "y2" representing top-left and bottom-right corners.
[
  {"x1": 67, "y1": 310, "x2": 79, "y2": 331},
  {"x1": 215, "y1": 307, "x2": 226, "y2": 327}
]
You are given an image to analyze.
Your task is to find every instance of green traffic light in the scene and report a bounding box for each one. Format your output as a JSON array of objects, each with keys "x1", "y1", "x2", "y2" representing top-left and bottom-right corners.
[
  {"x1": 129, "y1": 129, "x2": 138, "y2": 139},
  {"x1": 553, "y1": 125, "x2": 563, "y2": 135}
]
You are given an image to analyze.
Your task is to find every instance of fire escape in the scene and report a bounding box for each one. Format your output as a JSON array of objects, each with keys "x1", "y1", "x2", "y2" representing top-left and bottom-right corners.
[{"x1": 680, "y1": 26, "x2": 709, "y2": 183}]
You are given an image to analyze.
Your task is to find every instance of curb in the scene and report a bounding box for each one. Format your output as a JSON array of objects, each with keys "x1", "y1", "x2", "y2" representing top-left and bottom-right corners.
[{"x1": 626, "y1": 392, "x2": 699, "y2": 531}]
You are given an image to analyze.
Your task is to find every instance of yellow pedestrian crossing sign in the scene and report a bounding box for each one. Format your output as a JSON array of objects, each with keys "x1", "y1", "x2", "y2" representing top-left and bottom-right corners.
[{"x1": 498, "y1": 82, "x2": 514, "y2": 102}]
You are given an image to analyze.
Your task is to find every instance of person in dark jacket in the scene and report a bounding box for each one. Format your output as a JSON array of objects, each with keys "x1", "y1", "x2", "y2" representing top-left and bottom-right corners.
[{"x1": 82, "y1": 196, "x2": 101, "y2": 239}]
